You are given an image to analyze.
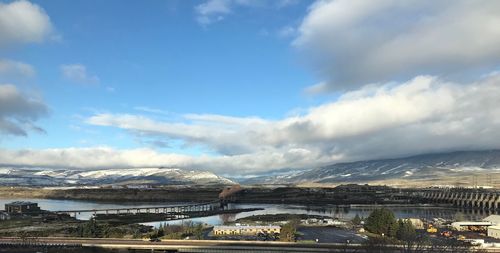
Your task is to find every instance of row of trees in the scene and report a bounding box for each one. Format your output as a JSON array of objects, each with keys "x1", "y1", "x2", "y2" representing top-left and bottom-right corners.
[
  {"x1": 74, "y1": 218, "x2": 146, "y2": 238},
  {"x1": 151, "y1": 221, "x2": 204, "y2": 240}
]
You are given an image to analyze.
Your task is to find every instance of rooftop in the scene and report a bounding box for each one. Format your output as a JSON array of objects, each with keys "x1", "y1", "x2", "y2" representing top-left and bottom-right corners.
[{"x1": 484, "y1": 215, "x2": 500, "y2": 224}]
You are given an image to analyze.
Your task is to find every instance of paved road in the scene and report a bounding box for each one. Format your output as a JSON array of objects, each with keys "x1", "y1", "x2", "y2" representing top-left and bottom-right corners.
[
  {"x1": 3, "y1": 237, "x2": 500, "y2": 252},
  {"x1": 0, "y1": 237, "x2": 360, "y2": 252}
]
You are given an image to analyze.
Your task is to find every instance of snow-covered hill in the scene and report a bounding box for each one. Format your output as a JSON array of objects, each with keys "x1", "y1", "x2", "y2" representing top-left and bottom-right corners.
[
  {"x1": 0, "y1": 167, "x2": 235, "y2": 186},
  {"x1": 242, "y1": 150, "x2": 500, "y2": 185}
]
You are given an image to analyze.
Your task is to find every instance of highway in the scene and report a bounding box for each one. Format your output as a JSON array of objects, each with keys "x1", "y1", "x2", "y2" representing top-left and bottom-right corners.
[
  {"x1": 3, "y1": 237, "x2": 500, "y2": 253},
  {"x1": 0, "y1": 237, "x2": 365, "y2": 252}
]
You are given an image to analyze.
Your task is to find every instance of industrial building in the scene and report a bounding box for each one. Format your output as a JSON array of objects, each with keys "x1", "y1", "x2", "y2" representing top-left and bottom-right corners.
[
  {"x1": 213, "y1": 225, "x2": 280, "y2": 236},
  {"x1": 4, "y1": 201, "x2": 41, "y2": 214}
]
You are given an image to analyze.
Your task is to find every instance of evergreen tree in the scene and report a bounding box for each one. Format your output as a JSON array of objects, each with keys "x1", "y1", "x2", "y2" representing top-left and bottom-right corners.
[
  {"x1": 396, "y1": 219, "x2": 417, "y2": 242},
  {"x1": 365, "y1": 208, "x2": 398, "y2": 237},
  {"x1": 352, "y1": 214, "x2": 362, "y2": 225}
]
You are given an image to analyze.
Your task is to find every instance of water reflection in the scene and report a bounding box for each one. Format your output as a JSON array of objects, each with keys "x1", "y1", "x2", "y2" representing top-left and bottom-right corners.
[{"x1": 0, "y1": 198, "x2": 497, "y2": 228}]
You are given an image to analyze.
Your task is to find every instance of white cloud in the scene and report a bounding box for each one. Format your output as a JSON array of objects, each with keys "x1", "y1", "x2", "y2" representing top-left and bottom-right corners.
[
  {"x1": 277, "y1": 26, "x2": 296, "y2": 38},
  {"x1": 0, "y1": 59, "x2": 35, "y2": 78},
  {"x1": 134, "y1": 106, "x2": 169, "y2": 115},
  {"x1": 1, "y1": 72, "x2": 499, "y2": 173},
  {"x1": 60, "y1": 64, "x2": 99, "y2": 85},
  {"x1": 295, "y1": 0, "x2": 500, "y2": 92},
  {"x1": 0, "y1": 84, "x2": 48, "y2": 136},
  {"x1": 0, "y1": 146, "x2": 318, "y2": 174},
  {"x1": 0, "y1": 0, "x2": 54, "y2": 47},
  {"x1": 195, "y1": 0, "x2": 232, "y2": 25},
  {"x1": 194, "y1": 0, "x2": 297, "y2": 26},
  {"x1": 47, "y1": 72, "x2": 499, "y2": 173}
]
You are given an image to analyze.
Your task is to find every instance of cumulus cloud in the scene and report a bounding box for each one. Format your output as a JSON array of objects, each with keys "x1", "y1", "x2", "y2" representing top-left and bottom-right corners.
[
  {"x1": 0, "y1": 84, "x2": 48, "y2": 136},
  {"x1": 295, "y1": 0, "x2": 500, "y2": 92},
  {"x1": 0, "y1": 0, "x2": 54, "y2": 47},
  {"x1": 0, "y1": 59, "x2": 35, "y2": 78},
  {"x1": 60, "y1": 64, "x2": 99, "y2": 85}
]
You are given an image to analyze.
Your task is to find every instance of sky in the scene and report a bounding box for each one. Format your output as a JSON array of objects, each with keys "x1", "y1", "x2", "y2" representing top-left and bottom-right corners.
[{"x1": 1, "y1": 0, "x2": 500, "y2": 175}]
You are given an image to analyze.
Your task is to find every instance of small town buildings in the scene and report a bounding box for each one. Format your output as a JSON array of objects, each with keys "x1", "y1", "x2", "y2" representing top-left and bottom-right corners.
[
  {"x1": 488, "y1": 226, "x2": 500, "y2": 239},
  {"x1": 213, "y1": 225, "x2": 280, "y2": 236},
  {"x1": 5, "y1": 201, "x2": 41, "y2": 214}
]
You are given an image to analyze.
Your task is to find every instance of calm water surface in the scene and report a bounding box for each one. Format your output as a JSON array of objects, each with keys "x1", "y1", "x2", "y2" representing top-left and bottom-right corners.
[{"x1": 1, "y1": 198, "x2": 496, "y2": 227}]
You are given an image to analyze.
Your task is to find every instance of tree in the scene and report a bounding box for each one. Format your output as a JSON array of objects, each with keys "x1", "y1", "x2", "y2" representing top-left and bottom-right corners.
[
  {"x1": 280, "y1": 220, "x2": 298, "y2": 242},
  {"x1": 396, "y1": 219, "x2": 416, "y2": 242},
  {"x1": 194, "y1": 223, "x2": 204, "y2": 240},
  {"x1": 352, "y1": 214, "x2": 362, "y2": 226},
  {"x1": 365, "y1": 208, "x2": 398, "y2": 237},
  {"x1": 157, "y1": 225, "x2": 165, "y2": 238},
  {"x1": 396, "y1": 219, "x2": 419, "y2": 253}
]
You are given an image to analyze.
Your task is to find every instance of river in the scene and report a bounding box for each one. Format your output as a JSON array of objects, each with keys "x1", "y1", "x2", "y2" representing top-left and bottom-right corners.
[{"x1": 1, "y1": 198, "x2": 497, "y2": 227}]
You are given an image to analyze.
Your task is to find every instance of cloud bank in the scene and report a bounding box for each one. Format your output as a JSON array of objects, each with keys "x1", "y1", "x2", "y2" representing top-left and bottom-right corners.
[
  {"x1": 295, "y1": 0, "x2": 500, "y2": 92},
  {"x1": 2, "y1": 73, "x2": 500, "y2": 173}
]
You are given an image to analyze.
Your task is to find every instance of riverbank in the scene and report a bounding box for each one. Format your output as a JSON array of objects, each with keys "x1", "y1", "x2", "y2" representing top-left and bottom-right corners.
[{"x1": 0, "y1": 185, "x2": 417, "y2": 205}]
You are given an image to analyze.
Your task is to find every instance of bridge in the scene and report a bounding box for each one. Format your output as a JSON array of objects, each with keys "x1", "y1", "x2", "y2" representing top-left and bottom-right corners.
[
  {"x1": 418, "y1": 188, "x2": 500, "y2": 210},
  {"x1": 54, "y1": 201, "x2": 221, "y2": 217},
  {"x1": 55, "y1": 185, "x2": 244, "y2": 217}
]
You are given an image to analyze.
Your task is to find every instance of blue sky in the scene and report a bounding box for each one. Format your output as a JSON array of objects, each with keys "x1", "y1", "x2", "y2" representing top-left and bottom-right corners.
[
  {"x1": 1, "y1": 0, "x2": 500, "y2": 174},
  {"x1": 3, "y1": 0, "x2": 322, "y2": 151}
]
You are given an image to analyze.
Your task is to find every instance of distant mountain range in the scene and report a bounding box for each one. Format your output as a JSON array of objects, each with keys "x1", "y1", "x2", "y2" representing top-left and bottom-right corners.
[
  {"x1": 0, "y1": 167, "x2": 235, "y2": 186},
  {"x1": 2, "y1": 150, "x2": 500, "y2": 187},
  {"x1": 241, "y1": 150, "x2": 500, "y2": 186}
]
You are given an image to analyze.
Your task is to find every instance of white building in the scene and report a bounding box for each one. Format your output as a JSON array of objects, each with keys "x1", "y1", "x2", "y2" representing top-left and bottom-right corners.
[{"x1": 488, "y1": 226, "x2": 500, "y2": 239}]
